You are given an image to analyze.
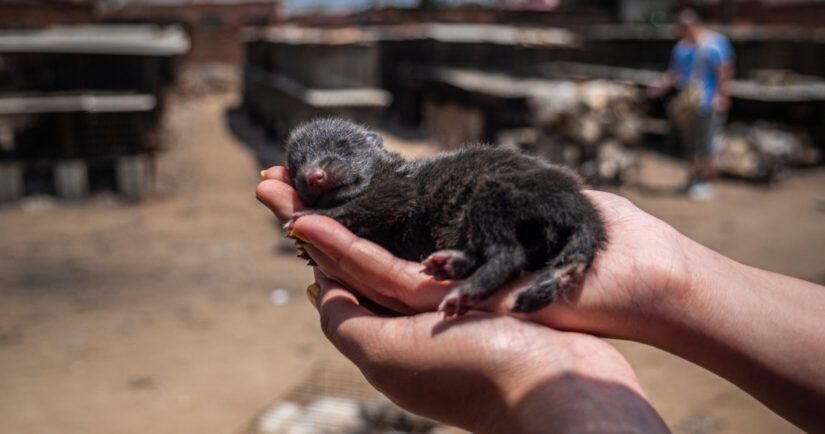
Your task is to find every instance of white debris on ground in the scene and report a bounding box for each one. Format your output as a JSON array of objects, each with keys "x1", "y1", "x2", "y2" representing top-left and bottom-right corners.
[
  {"x1": 501, "y1": 80, "x2": 643, "y2": 184},
  {"x1": 257, "y1": 402, "x2": 303, "y2": 433},
  {"x1": 251, "y1": 395, "x2": 448, "y2": 434},
  {"x1": 244, "y1": 359, "x2": 457, "y2": 434},
  {"x1": 284, "y1": 397, "x2": 363, "y2": 434},
  {"x1": 269, "y1": 288, "x2": 292, "y2": 306},
  {"x1": 717, "y1": 122, "x2": 822, "y2": 182}
]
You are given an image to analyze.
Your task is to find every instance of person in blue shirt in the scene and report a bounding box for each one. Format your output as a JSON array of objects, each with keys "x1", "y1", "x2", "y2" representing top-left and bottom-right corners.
[{"x1": 649, "y1": 8, "x2": 734, "y2": 201}]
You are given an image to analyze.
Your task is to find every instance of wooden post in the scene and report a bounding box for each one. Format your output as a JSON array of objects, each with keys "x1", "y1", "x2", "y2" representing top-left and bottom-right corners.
[
  {"x1": 116, "y1": 154, "x2": 153, "y2": 202},
  {"x1": 54, "y1": 159, "x2": 88, "y2": 200}
]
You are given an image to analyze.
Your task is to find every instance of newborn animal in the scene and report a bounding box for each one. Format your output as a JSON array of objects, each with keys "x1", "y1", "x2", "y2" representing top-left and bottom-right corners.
[{"x1": 285, "y1": 118, "x2": 607, "y2": 317}]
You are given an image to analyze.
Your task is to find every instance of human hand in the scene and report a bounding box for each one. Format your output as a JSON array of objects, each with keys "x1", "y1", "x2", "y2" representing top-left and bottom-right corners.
[
  {"x1": 309, "y1": 269, "x2": 668, "y2": 433},
  {"x1": 259, "y1": 167, "x2": 825, "y2": 432},
  {"x1": 713, "y1": 93, "x2": 731, "y2": 112},
  {"x1": 256, "y1": 166, "x2": 692, "y2": 341},
  {"x1": 646, "y1": 71, "x2": 678, "y2": 100},
  {"x1": 257, "y1": 166, "x2": 449, "y2": 314},
  {"x1": 645, "y1": 84, "x2": 665, "y2": 99}
]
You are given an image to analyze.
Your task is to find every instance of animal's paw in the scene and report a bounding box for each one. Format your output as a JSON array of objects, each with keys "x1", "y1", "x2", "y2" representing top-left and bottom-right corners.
[
  {"x1": 438, "y1": 287, "x2": 478, "y2": 318},
  {"x1": 421, "y1": 250, "x2": 470, "y2": 281},
  {"x1": 564, "y1": 253, "x2": 588, "y2": 273},
  {"x1": 512, "y1": 255, "x2": 589, "y2": 313},
  {"x1": 295, "y1": 244, "x2": 317, "y2": 266}
]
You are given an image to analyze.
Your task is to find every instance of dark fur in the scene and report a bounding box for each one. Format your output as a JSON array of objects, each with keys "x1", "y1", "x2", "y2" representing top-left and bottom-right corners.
[{"x1": 286, "y1": 118, "x2": 607, "y2": 317}]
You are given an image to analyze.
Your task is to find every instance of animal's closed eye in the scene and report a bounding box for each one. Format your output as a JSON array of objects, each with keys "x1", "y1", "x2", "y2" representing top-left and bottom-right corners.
[{"x1": 335, "y1": 139, "x2": 349, "y2": 148}]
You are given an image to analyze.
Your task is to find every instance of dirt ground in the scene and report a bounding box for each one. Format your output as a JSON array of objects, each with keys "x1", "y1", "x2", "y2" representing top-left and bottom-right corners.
[{"x1": 1, "y1": 93, "x2": 823, "y2": 434}]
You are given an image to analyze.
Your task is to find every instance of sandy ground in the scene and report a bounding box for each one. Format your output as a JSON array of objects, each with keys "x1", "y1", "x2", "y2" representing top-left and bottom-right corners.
[{"x1": 1, "y1": 93, "x2": 823, "y2": 434}]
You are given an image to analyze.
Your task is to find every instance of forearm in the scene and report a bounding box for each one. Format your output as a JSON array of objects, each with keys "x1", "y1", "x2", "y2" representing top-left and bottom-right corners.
[
  {"x1": 717, "y1": 63, "x2": 733, "y2": 96},
  {"x1": 640, "y1": 236, "x2": 825, "y2": 431},
  {"x1": 500, "y1": 373, "x2": 670, "y2": 434},
  {"x1": 714, "y1": 63, "x2": 733, "y2": 110},
  {"x1": 483, "y1": 338, "x2": 669, "y2": 434},
  {"x1": 651, "y1": 70, "x2": 677, "y2": 94}
]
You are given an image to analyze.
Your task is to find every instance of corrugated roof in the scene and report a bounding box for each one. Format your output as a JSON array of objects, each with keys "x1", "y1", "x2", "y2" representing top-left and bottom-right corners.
[
  {"x1": 0, "y1": 24, "x2": 190, "y2": 55},
  {"x1": 0, "y1": 0, "x2": 95, "y2": 5},
  {"x1": 0, "y1": 93, "x2": 156, "y2": 115},
  {"x1": 122, "y1": 0, "x2": 276, "y2": 4},
  {"x1": 252, "y1": 23, "x2": 578, "y2": 47},
  {"x1": 244, "y1": 67, "x2": 391, "y2": 107}
]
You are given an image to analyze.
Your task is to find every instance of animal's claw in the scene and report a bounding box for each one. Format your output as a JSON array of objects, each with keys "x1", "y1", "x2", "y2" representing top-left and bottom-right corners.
[
  {"x1": 438, "y1": 289, "x2": 475, "y2": 318},
  {"x1": 421, "y1": 250, "x2": 469, "y2": 281},
  {"x1": 283, "y1": 210, "x2": 313, "y2": 234}
]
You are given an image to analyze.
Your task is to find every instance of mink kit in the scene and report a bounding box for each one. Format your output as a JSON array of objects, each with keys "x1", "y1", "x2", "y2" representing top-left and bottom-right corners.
[{"x1": 285, "y1": 118, "x2": 607, "y2": 317}]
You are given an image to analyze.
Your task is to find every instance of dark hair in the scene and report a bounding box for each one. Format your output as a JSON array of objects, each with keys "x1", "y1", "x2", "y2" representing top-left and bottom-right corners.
[{"x1": 677, "y1": 7, "x2": 703, "y2": 26}]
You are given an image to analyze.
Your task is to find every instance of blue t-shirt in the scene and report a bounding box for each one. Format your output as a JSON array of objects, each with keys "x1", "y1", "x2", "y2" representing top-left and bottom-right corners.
[{"x1": 670, "y1": 31, "x2": 734, "y2": 112}]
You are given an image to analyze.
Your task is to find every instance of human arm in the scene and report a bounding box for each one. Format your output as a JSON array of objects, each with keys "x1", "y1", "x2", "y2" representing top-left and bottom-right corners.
[
  {"x1": 646, "y1": 69, "x2": 678, "y2": 99},
  {"x1": 711, "y1": 37, "x2": 734, "y2": 112},
  {"x1": 647, "y1": 44, "x2": 680, "y2": 98},
  {"x1": 257, "y1": 167, "x2": 825, "y2": 431},
  {"x1": 310, "y1": 269, "x2": 669, "y2": 434},
  {"x1": 711, "y1": 35, "x2": 736, "y2": 112},
  {"x1": 643, "y1": 240, "x2": 825, "y2": 433},
  {"x1": 712, "y1": 60, "x2": 733, "y2": 112}
]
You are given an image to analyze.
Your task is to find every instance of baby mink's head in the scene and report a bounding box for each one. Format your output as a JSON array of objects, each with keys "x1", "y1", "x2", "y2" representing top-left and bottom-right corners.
[{"x1": 286, "y1": 118, "x2": 388, "y2": 209}]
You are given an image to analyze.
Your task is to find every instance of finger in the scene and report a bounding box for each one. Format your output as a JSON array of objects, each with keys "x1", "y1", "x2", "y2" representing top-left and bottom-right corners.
[
  {"x1": 256, "y1": 179, "x2": 306, "y2": 221},
  {"x1": 294, "y1": 216, "x2": 449, "y2": 309},
  {"x1": 305, "y1": 245, "x2": 416, "y2": 315},
  {"x1": 314, "y1": 270, "x2": 398, "y2": 365},
  {"x1": 260, "y1": 166, "x2": 292, "y2": 184}
]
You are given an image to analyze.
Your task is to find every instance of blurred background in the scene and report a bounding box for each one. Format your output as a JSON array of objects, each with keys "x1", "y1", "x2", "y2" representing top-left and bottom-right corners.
[{"x1": 0, "y1": 1, "x2": 823, "y2": 433}]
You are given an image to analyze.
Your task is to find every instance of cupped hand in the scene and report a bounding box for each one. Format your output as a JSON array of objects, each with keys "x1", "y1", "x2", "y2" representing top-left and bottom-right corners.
[
  {"x1": 256, "y1": 166, "x2": 692, "y2": 339},
  {"x1": 310, "y1": 269, "x2": 668, "y2": 434},
  {"x1": 257, "y1": 166, "x2": 450, "y2": 314}
]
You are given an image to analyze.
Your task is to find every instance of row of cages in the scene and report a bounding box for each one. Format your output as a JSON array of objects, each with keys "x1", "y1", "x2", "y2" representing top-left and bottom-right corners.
[
  {"x1": 242, "y1": 24, "x2": 825, "y2": 138},
  {"x1": 240, "y1": 24, "x2": 825, "y2": 185}
]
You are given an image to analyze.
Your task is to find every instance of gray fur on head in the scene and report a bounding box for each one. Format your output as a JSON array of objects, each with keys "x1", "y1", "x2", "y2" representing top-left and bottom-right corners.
[
  {"x1": 282, "y1": 117, "x2": 608, "y2": 317},
  {"x1": 285, "y1": 118, "x2": 400, "y2": 208}
]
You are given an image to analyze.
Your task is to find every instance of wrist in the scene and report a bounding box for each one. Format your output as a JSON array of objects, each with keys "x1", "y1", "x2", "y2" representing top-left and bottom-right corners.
[
  {"x1": 611, "y1": 227, "x2": 707, "y2": 347},
  {"x1": 632, "y1": 231, "x2": 738, "y2": 353},
  {"x1": 491, "y1": 337, "x2": 668, "y2": 434},
  {"x1": 638, "y1": 240, "x2": 825, "y2": 431},
  {"x1": 619, "y1": 226, "x2": 699, "y2": 344}
]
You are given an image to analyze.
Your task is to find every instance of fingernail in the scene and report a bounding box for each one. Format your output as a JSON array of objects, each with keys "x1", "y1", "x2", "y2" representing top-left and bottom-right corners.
[
  {"x1": 306, "y1": 283, "x2": 320, "y2": 308},
  {"x1": 260, "y1": 170, "x2": 267, "y2": 180},
  {"x1": 289, "y1": 229, "x2": 310, "y2": 244}
]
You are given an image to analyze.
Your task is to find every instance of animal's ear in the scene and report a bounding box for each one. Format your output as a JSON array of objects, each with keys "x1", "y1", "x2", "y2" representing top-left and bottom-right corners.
[{"x1": 365, "y1": 131, "x2": 383, "y2": 147}]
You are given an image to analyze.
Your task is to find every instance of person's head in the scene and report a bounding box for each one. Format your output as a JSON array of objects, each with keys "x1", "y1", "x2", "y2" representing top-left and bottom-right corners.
[{"x1": 677, "y1": 8, "x2": 704, "y2": 42}]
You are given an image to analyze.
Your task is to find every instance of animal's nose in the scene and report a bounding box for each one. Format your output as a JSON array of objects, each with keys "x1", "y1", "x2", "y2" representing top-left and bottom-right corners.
[{"x1": 306, "y1": 168, "x2": 327, "y2": 190}]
